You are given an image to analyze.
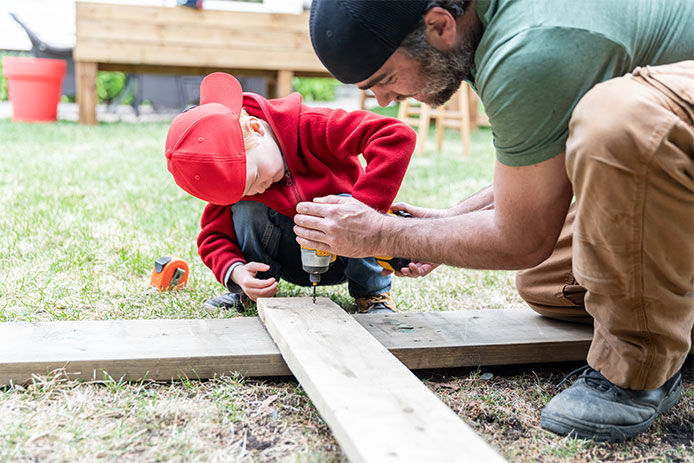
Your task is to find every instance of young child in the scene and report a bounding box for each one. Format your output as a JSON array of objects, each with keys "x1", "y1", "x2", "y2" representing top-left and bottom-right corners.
[{"x1": 164, "y1": 73, "x2": 416, "y2": 313}]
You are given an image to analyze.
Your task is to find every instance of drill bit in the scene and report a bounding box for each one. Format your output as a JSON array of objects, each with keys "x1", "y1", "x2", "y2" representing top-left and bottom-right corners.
[{"x1": 309, "y1": 273, "x2": 320, "y2": 303}]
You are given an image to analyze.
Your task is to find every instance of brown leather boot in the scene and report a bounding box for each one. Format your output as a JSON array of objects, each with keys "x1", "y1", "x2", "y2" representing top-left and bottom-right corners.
[{"x1": 356, "y1": 293, "x2": 397, "y2": 313}]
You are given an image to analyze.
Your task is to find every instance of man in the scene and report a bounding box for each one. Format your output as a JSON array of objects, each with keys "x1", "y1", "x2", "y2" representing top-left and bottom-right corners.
[{"x1": 294, "y1": 0, "x2": 694, "y2": 443}]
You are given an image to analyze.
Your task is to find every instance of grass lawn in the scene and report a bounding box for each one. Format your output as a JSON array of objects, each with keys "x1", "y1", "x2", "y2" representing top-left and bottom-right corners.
[{"x1": 0, "y1": 116, "x2": 691, "y2": 462}]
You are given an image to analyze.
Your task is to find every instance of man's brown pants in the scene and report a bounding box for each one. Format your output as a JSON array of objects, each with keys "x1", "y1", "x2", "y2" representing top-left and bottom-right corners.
[{"x1": 516, "y1": 61, "x2": 694, "y2": 390}]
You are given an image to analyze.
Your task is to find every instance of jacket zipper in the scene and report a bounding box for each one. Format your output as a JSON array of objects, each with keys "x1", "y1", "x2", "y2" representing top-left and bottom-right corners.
[{"x1": 282, "y1": 155, "x2": 303, "y2": 205}]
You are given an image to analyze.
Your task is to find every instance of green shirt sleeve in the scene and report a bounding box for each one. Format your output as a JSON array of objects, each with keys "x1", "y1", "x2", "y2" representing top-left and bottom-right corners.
[{"x1": 478, "y1": 27, "x2": 630, "y2": 166}]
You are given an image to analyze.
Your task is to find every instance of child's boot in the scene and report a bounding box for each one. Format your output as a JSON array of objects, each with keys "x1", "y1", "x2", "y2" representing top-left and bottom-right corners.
[{"x1": 205, "y1": 292, "x2": 250, "y2": 312}]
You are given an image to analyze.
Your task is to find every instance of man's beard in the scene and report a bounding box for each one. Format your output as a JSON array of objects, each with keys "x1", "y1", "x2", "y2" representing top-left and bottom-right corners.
[{"x1": 402, "y1": 32, "x2": 475, "y2": 107}]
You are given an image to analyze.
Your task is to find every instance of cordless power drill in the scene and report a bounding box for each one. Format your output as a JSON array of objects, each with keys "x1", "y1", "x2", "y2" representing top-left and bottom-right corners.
[
  {"x1": 300, "y1": 210, "x2": 411, "y2": 303},
  {"x1": 300, "y1": 246, "x2": 336, "y2": 303}
]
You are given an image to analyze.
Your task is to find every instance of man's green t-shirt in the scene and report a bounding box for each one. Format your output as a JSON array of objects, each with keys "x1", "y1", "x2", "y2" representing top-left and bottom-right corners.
[{"x1": 472, "y1": 0, "x2": 694, "y2": 166}]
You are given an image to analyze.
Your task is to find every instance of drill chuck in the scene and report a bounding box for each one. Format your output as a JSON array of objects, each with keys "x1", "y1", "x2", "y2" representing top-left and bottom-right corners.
[{"x1": 301, "y1": 247, "x2": 335, "y2": 303}]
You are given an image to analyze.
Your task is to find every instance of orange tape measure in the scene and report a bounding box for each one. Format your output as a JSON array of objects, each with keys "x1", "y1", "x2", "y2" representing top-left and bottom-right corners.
[{"x1": 150, "y1": 255, "x2": 189, "y2": 291}]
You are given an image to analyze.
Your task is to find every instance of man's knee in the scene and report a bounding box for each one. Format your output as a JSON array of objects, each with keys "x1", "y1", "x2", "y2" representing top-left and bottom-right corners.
[
  {"x1": 515, "y1": 268, "x2": 555, "y2": 315},
  {"x1": 515, "y1": 269, "x2": 535, "y2": 305},
  {"x1": 516, "y1": 270, "x2": 592, "y2": 323}
]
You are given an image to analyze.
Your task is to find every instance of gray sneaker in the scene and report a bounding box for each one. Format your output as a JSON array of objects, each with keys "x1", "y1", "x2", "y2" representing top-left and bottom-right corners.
[{"x1": 541, "y1": 366, "x2": 682, "y2": 442}]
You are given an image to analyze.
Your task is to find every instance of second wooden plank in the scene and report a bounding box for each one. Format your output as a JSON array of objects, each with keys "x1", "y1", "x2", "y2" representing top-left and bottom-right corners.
[
  {"x1": 0, "y1": 307, "x2": 596, "y2": 386},
  {"x1": 258, "y1": 297, "x2": 506, "y2": 463}
]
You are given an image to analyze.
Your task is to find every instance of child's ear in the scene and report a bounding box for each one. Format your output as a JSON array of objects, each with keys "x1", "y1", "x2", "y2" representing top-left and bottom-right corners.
[{"x1": 244, "y1": 117, "x2": 265, "y2": 136}]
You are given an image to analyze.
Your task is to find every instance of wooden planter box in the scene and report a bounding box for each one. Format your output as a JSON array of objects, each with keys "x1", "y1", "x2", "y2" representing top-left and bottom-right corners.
[{"x1": 73, "y1": 1, "x2": 330, "y2": 124}]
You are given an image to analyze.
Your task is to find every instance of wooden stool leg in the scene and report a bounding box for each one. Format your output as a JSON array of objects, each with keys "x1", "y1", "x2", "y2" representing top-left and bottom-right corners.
[
  {"x1": 397, "y1": 98, "x2": 409, "y2": 120},
  {"x1": 467, "y1": 83, "x2": 479, "y2": 131},
  {"x1": 416, "y1": 103, "x2": 431, "y2": 156},
  {"x1": 459, "y1": 88, "x2": 471, "y2": 156},
  {"x1": 436, "y1": 103, "x2": 446, "y2": 152}
]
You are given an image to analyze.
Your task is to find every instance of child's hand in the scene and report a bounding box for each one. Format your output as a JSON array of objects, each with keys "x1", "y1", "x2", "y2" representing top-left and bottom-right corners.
[
  {"x1": 382, "y1": 261, "x2": 438, "y2": 278},
  {"x1": 397, "y1": 261, "x2": 438, "y2": 278},
  {"x1": 390, "y1": 202, "x2": 448, "y2": 219},
  {"x1": 231, "y1": 262, "x2": 279, "y2": 301}
]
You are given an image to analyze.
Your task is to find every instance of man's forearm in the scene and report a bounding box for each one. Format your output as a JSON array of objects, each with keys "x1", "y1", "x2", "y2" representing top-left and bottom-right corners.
[
  {"x1": 304, "y1": 155, "x2": 572, "y2": 270},
  {"x1": 390, "y1": 185, "x2": 506, "y2": 269},
  {"x1": 293, "y1": 173, "x2": 564, "y2": 268},
  {"x1": 379, "y1": 208, "x2": 538, "y2": 270}
]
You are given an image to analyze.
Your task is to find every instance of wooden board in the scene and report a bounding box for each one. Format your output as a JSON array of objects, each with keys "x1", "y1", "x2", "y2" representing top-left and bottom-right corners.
[
  {"x1": 75, "y1": 42, "x2": 321, "y2": 72},
  {"x1": 73, "y1": 2, "x2": 326, "y2": 72},
  {"x1": 0, "y1": 306, "x2": 599, "y2": 386},
  {"x1": 258, "y1": 297, "x2": 505, "y2": 463},
  {"x1": 0, "y1": 317, "x2": 291, "y2": 385},
  {"x1": 77, "y1": 2, "x2": 310, "y2": 32},
  {"x1": 362, "y1": 308, "x2": 593, "y2": 369}
]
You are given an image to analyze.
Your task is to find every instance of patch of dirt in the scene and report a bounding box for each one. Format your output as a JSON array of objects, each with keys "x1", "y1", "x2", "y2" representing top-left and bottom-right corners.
[
  {"x1": 245, "y1": 432, "x2": 279, "y2": 451},
  {"x1": 2, "y1": 360, "x2": 691, "y2": 462},
  {"x1": 661, "y1": 418, "x2": 694, "y2": 447}
]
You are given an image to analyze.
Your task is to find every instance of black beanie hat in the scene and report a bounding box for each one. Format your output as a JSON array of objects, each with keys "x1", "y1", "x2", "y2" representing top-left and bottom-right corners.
[{"x1": 310, "y1": 0, "x2": 428, "y2": 84}]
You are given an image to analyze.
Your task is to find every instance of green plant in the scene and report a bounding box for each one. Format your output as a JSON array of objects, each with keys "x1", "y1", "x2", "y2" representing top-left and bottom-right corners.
[
  {"x1": 0, "y1": 51, "x2": 22, "y2": 101},
  {"x1": 292, "y1": 77, "x2": 340, "y2": 101},
  {"x1": 0, "y1": 69, "x2": 6, "y2": 101},
  {"x1": 96, "y1": 71, "x2": 128, "y2": 104}
]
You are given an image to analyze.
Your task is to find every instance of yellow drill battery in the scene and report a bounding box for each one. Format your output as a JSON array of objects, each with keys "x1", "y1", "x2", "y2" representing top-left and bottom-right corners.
[{"x1": 375, "y1": 209, "x2": 413, "y2": 272}]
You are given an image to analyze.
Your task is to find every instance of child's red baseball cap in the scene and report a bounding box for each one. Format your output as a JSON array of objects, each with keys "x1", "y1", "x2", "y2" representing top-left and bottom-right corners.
[{"x1": 165, "y1": 72, "x2": 246, "y2": 205}]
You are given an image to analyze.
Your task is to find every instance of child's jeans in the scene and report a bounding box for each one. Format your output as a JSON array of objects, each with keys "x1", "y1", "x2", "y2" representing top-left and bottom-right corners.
[{"x1": 226, "y1": 201, "x2": 392, "y2": 298}]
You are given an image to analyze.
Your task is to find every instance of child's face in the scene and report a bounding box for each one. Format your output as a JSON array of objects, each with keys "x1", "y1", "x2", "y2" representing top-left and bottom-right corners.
[{"x1": 243, "y1": 118, "x2": 285, "y2": 197}]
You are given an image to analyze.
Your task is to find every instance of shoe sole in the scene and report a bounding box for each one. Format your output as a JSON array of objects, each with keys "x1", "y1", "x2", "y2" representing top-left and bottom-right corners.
[
  {"x1": 541, "y1": 375, "x2": 682, "y2": 442},
  {"x1": 203, "y1": 300, "x2": 244, "y2": 314},
  {"x1": 365, "y1": 308, "x2": 396, "y2": 314}
]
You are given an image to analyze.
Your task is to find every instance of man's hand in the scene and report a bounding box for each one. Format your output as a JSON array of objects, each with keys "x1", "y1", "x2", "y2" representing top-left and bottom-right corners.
[
  {"x1": 294, "y1": 195, "x2": 386, "y2": 257},
  {"x1": 230, "y1": 262, "x2": 279, "y2": 301}
]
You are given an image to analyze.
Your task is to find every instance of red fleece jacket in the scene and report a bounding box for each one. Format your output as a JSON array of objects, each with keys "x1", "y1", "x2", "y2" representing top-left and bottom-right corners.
[{"x1": 197, "y1": 92, "x2": 416, "y2": 285}]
